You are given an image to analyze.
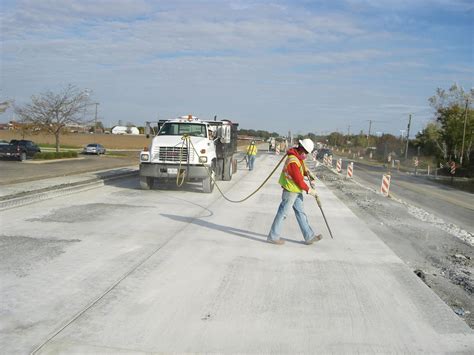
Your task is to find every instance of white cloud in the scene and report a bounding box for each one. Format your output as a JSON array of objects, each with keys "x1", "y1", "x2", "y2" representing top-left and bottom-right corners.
[
  {"x1": 1, "y1": 1, "x2": 471, "y2": 134},
  {"x1": 345, "y1": 0, "x2": 474, "y2": 11}
]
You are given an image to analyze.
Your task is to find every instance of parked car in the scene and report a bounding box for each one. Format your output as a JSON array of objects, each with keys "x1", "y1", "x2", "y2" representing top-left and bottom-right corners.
[
  {"x1": 0, "y1": 139, "x2": 41, "y2": 161},
  {"x1": 83, "y1": 143, "x2": 106, "y2": 155},
  {"x1": 316, "y1": 148, "x2": 332, "y2": 159}
]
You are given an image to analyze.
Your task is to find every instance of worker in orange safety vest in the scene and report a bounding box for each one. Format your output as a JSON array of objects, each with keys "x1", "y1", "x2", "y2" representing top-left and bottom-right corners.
[{"x1": 267, "y1": 138, "x2": 322, "y2": 245}]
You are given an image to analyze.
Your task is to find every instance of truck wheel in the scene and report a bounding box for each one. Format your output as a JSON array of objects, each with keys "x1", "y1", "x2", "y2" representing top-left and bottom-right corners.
[
  {"x1": 202, "y1": 164, "x2": 215, "y2": 193},
  {"x1": 232, "y1": 158, "x2": 237, "y2": 174},
  {"x1": 19, "y1": 152, "x2": 27, "y2": 162},
  {"x1": 140, "y1": 176, "x2": 154, "y2": 190},
  {"x1": 216, "y1": 159, "x2": 224, "y2": 181},
  {"x1": 222, "y1": 157, "x2": 233, "y2": 181}
]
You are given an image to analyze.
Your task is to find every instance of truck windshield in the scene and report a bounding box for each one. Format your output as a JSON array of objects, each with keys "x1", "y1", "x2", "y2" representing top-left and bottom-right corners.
[{"x1": 158, "y1": 123, "x2": 207, "y2": 137}]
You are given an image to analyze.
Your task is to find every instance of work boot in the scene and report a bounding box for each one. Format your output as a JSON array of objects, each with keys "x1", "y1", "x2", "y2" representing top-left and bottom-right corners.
[
  {"x1": 305, "y1": 234, "x2": 322, "y2": 245},
  {"x1": 267, "y1": 239, "x2": 285, "y2": 245}
]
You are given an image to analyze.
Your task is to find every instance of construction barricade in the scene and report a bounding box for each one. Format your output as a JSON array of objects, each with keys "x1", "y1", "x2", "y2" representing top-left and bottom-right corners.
[
  {"x1": 336, "y1": 158, "x2": 342, "y2": 173},
  {"x1": 380, "y1": 174, "x2": 391, "y2": 197},
  {"x1": 346, "y1": 162, "x2": 353, "y2": 178},
  {"x1": 275, "y1": 144, "x2": 280, "y2": 155}
]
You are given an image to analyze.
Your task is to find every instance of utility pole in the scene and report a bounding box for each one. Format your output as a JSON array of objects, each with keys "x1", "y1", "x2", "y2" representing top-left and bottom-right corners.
[
  {"x1": 94, "y1": 102, "x2": 100, "y2": 133},
  {"x1": 347, "y1": 125, "x2": 351, "y2": 136},
  {"x1": 366, "y1": 120, "x2": 372, "y2": 148},
  {"x1": 404, "y1": 114, "x2": 411, "y2": 160},
  {"x1": 460, "y1": 99, "x2": 469, "y2": 166}
]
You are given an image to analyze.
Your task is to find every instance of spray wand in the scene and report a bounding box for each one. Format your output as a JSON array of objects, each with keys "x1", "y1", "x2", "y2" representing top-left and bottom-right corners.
[{"x1": 309, "y1": 180, "x2": 334, "y2": 239}]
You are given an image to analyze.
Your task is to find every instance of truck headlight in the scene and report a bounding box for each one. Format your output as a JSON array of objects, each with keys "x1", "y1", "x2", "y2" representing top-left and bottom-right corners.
[
  {"x1": 199, "y1": 156, "x2": 208, "y2": 163},
  {"x1": 140, "y1": 153, "x2": 150, "y2": 161}
]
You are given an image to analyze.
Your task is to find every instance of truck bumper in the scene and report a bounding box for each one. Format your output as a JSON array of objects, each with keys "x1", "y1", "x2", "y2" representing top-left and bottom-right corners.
[{"x1": 139, "y1": 163, "x2": 209, "y2": 179}]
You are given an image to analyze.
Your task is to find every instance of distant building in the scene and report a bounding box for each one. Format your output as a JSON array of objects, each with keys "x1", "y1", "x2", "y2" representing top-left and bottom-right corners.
[{"x1": 111, "y1": 126, "x2": 140, "y2": 135}]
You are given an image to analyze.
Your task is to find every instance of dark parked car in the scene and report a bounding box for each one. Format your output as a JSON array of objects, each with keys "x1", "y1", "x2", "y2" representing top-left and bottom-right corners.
[
  {"x1": 0, "y1": 139, "x2": 41, "y2": 161},
  {"x1": 83, "y1": 143, "x2": 106, "y2": 155},
  {"x1": 316, "y1": 148, "x2": 332, "y2": 159}
]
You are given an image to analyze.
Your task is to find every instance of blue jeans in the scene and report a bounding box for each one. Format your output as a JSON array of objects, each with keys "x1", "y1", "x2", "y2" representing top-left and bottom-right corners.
[
  {"x1": 248, "y1": 155, "x2": 256, "y2": 170},
  {"x1": 268, "y1": 189, "x2": 315, "y2": 242}
]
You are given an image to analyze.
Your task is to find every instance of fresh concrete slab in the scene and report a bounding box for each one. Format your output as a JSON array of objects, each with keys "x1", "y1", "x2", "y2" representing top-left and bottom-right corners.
[{"x1": 1, "y1": 152, "x2": 473, "y2": 354}]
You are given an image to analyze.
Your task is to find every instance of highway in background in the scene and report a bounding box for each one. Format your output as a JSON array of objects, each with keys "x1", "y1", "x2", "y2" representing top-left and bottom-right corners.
[{"x1": 339, "y1": 158, "x2": 473, "y2": 234}]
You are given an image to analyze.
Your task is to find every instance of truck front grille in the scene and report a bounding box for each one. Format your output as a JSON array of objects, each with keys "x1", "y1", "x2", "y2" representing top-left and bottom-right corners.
[{"x1": 157, "y1": 146, "x2": 192, "y2": 162}]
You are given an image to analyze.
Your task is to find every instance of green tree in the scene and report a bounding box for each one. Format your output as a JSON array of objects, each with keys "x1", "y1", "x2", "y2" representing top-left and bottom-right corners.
[
  {"x1": 375, "y1": 134, "x2": 403, "y2": 159},
  {"x1": 429, "y1": 84, "x2": 473, "y2": 165},
  {"x1": 415, "y1": 122, "x2": 445, "y2": 159},
  {"x1": 327, "y1": 132, "x2": 345, "y2": 147}
]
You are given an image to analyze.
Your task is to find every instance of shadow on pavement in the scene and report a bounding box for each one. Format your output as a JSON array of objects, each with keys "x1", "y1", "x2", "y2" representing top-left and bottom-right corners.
[
  {"x1": 161, "y1": 213, "x2": 270, "y2": 244},
  {"x1": 103, "y1": 173, "x2": 217, "y2": 194}
]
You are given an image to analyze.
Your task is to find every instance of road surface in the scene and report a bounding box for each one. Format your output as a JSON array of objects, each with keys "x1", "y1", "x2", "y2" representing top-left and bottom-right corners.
[
  {"x1": 1, "y1": 152, "x2": 473, "y2": 353},
  {"x1": 0, "y1": 153, "x2": 138, "y2": 185},
  {"x1": 342, "y1": 158, "x2": 473, "y2": 234}
]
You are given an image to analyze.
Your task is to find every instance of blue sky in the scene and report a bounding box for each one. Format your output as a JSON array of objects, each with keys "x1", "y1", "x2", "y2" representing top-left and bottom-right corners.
[{"x1": 1, "y1": 0, "x2": 473, "y2": 137}]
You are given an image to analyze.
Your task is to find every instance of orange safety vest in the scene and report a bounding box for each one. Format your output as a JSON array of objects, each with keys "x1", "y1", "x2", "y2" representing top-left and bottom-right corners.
[{"x1": 278, "y1": 154, "x2": 305, "y2": 193}]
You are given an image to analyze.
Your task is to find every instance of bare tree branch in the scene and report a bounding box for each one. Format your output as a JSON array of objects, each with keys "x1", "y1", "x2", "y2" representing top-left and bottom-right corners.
[{"x1": 14, "y1": 85, "x2": 92, "y2": 152}]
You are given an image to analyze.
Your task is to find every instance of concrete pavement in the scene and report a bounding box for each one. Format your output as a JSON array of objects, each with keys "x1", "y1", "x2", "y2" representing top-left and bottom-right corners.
[
  {"x1": 1, "y1": 152, "x2": 473, "y2": 353},
  {"x1": 0, "y1": 166, "x2": 138, "y2": 210}
]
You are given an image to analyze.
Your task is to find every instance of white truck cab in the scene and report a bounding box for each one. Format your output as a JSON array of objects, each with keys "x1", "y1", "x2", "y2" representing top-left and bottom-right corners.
[{"x1": 139, "y1": 115, "x2": 238, "y2": 192}]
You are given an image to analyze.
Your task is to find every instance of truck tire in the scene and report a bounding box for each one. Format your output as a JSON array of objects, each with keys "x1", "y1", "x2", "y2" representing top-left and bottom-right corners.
[
  {"x1": 222, "y1": 157, "x2": 233, "y2": 181},
  {"x1": 232, "y1": 158, "x2": 237, "y2": 174},
  {"x1": 216, "y1": 159, "x2": 224, "y2": 180},
  {"x1": 19, "y1": 152, "x2": 27, "y2": 162},
  {"x1": 202, "y1": 163, "x2": 216, "y2": 193},
  {"x1": 140, "y1": 176, "x2": 154, "y2": 190}
]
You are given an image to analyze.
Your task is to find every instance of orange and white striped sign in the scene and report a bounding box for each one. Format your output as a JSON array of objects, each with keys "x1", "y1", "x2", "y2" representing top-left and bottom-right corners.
[
  {"x1": 336, "y1": 158, "x2": 342, "y2": 173},
  {"x1": 346, "y1": 162, "x2": 353, "y2": 178},
  {"x1": 275, "y1": 144, "x2": 280, "y2": 155},
  {"x1": 323, "y1": 154, "x2": 328, "y2": 165},
  {"x1": 381, "y1": 174, "x2": 391, "y2": 197},
  {"x1": 328, "y1": 155, "x2": 333, "y2": 167}
]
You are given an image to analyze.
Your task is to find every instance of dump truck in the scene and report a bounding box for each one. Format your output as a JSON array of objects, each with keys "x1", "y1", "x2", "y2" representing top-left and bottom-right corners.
[{"x1": 139, "y1": 115, "x2": 239, "y2": 192}]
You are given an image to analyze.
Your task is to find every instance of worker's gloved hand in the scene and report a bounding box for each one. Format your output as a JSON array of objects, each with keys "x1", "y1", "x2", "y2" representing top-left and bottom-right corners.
[
  {"x1": 307, "y1": 188, "x2": 318, "y2": 198},
  {"x1": 307, "y1": 170, "x2": 316, "y2": 181}
]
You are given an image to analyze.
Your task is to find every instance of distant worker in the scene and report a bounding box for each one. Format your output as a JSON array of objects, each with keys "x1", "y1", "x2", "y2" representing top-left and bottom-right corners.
[
  {"x1": 246, "y1": 141, "x2": 258, "y2": 171},
  {"x1": 267, "y1": 138, "x2": 322, "y2": 245}
]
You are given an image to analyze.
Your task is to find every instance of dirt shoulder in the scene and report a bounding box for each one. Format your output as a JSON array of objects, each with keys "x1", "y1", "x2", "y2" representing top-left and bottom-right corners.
[{"x1": 315, "y1": 165, "x2": 474, "y2": 328}]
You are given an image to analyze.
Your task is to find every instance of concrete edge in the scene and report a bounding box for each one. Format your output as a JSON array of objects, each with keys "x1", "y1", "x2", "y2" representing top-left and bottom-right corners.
[{"x1": 0, "y1": 170, "x2": 138, "y2": 211}]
